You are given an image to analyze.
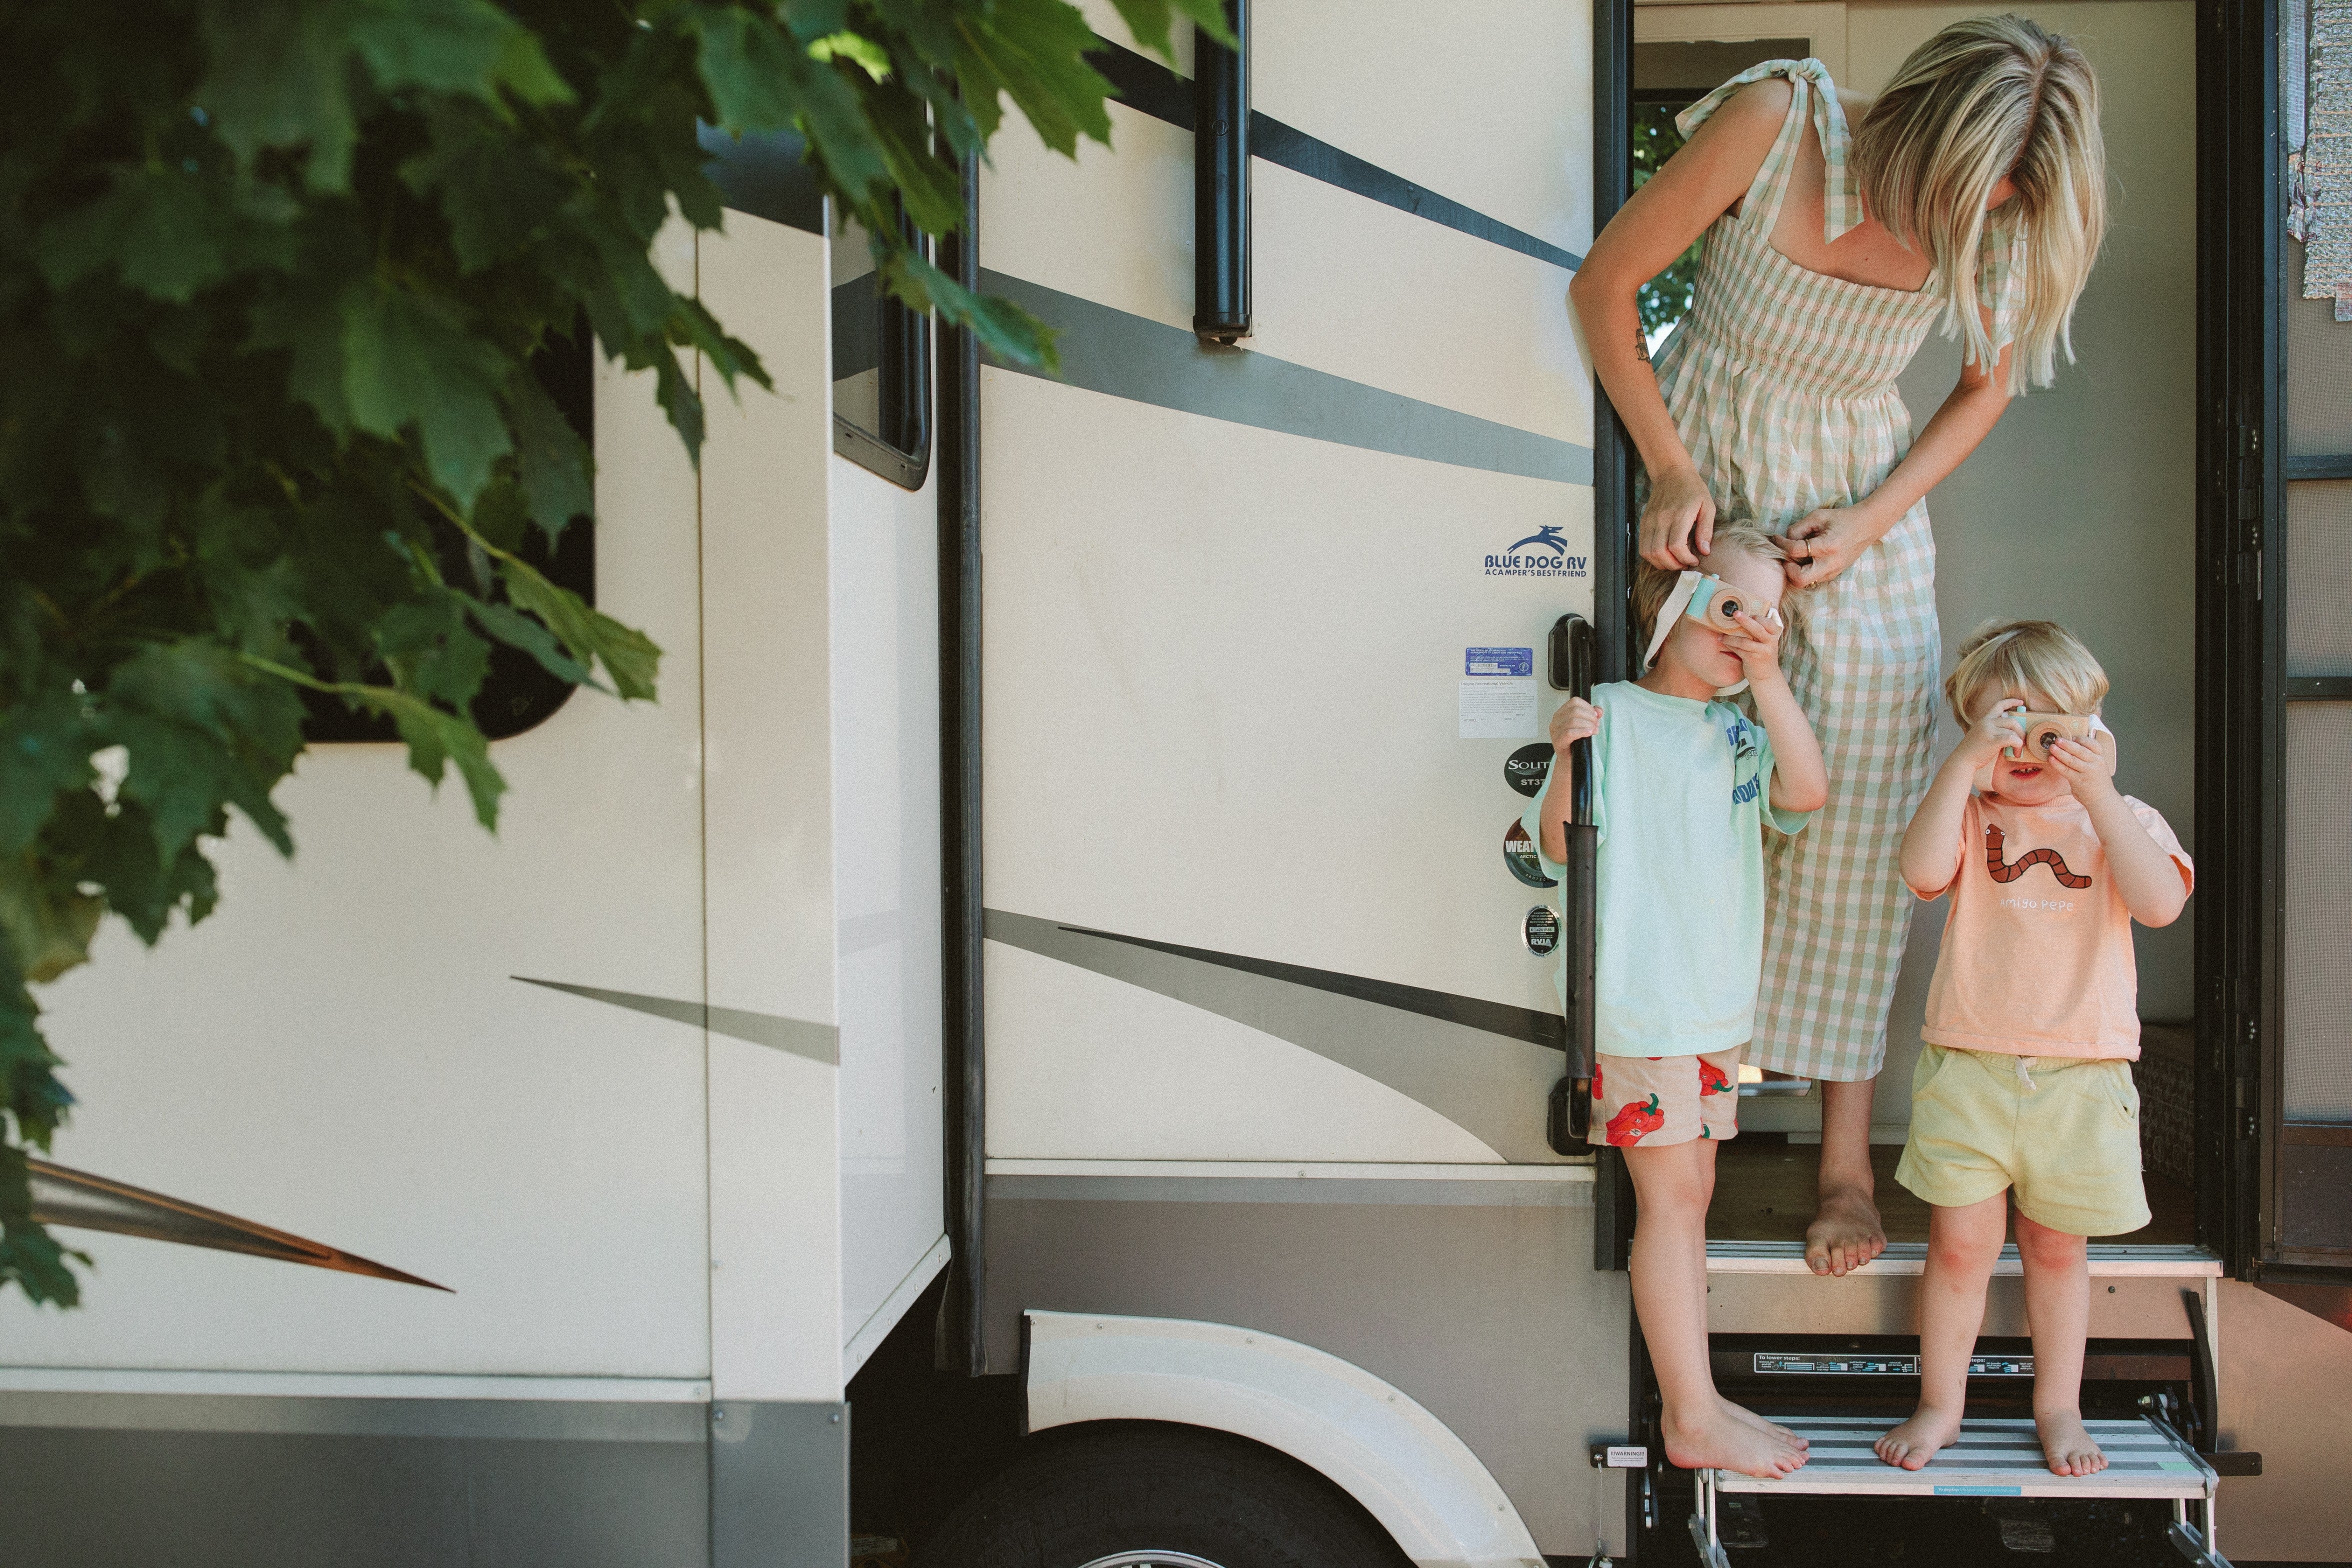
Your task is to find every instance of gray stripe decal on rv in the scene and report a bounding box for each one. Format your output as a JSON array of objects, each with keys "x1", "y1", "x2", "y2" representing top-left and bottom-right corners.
[
  {"x1": 984, "y1": 911, "x2": 1566, "y2": 1164},
  {"x1": 978, "y1": 272, "x2": 1594, "y2": 488},
  {"x1": 988, "y1": 1174, "x2": 1590, "y2": 1208},
  {"x1": 515, "y1": 978, "x2": 840, "y2": 1066}
]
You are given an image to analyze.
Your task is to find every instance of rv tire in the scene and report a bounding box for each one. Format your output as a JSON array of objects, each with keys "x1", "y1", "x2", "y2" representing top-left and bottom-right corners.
[{"x1": 916, "y1": 1421, "x2": 1410, "y2": 1568}]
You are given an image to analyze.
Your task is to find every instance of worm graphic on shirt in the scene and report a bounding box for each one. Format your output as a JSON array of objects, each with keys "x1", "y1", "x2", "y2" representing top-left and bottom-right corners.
[{"x1": 1984, "y1": 823, "x2": 2092, "y2": 889}]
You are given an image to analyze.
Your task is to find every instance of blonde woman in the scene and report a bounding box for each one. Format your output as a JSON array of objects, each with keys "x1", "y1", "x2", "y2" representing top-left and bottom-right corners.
[{"x1": 1568, "y1": 18, "x2": 2106, "y2": 1275}]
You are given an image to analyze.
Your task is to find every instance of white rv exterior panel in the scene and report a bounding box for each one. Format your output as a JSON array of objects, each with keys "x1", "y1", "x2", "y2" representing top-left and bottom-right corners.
[
  {"x1": 1246, "y1": 159, "x2": 1590, "y2": 447},
  {"x1": 696, "y1": 212, "x2": 844, "y2": 1404},
  {"x1": 980, "y1": 105, "x2": 1195, "y2": 334},
  {"x1": 980, "y1": 370, "x2": 1588, "y2": 1010},
  {"x1": 1254, "y1": 0, "x2": 1594, "y2": 254},
  {"x1": 986, "y1": 944, "x2": 1500, "y2": 1162},
  {"x1": 828, "y1": 450, "x2": 948, "y2": 1373},
  {"x1": 1, "y1": 228, "x2": 714, "y2": 1376}
]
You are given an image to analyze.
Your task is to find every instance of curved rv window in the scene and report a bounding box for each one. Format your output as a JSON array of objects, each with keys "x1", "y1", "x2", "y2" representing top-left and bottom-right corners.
[
  {"x1": 830, "y1": 204, "x2": 933, "y2": 490},
  {"x1": 302, "y1": 322, "x2": 596, "y2": 744}
]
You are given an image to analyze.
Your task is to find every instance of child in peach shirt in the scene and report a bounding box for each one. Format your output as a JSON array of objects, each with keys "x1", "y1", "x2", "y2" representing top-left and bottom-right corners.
[{"x1": 1878, "y1": 620, "x2": 2192, "y2": 1478}]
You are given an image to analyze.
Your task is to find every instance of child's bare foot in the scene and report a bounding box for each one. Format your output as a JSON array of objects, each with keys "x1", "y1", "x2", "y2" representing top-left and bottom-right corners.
[
  {"x1": 2036, "y1": 1410, "x2": 2108, "y2": 1477},
  {"x1": 1719, "y1": 1394, "x2": 1808, "y2": 1452},
  {"x1": 1874, "y1": 1403, "x2": 1964, "y2": 1470},
  {"x1": 1805, "y1": 1184, "x2": 1887, "y2": 1277},
  {"x1": 1664, "y1": 1402, "x2": 1808, "y2": 1478}
]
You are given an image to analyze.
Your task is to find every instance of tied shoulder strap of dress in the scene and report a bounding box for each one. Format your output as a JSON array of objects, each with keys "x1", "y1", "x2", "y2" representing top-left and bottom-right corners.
[{"x1": 1674, "y1": 58, "x2": 1861, "y2": 244}]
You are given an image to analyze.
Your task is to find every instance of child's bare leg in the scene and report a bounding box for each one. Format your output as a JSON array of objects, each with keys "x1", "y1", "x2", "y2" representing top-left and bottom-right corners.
[
  {"x1": 1877, "y1": 1192, "x2": 2006, "y2": 1469},
  {"x1": 1626, "y1": 1141, "x2": 1806, "y2": 1478},
  {"x1": 2015, "y1": 1212, "x2": 2105, "y2": 1476},
  {"x1": 1806, "y1": 1077, "x2": 1888, "y2": 1277}
]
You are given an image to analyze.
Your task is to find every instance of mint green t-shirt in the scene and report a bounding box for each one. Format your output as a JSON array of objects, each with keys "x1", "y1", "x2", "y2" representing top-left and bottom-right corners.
[{"x1": 1520, "y1": 680, "x2": 1812, "y2": 1057}]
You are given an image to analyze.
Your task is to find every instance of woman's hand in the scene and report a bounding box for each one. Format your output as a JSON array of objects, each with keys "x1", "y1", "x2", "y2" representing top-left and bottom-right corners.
[
  {"x1": 1550, "y1": 696, "x2": 1601, "y2": 752},
  {"x1": 1640, "y1": 464, "x2": 1716, "y2": 569},
  {"x1": 1776, "y1": 506, "x2": 1884, "y2": 588},
  {"x1": 1722, "y1": 609, "x2": 1786, "y2": 690}
]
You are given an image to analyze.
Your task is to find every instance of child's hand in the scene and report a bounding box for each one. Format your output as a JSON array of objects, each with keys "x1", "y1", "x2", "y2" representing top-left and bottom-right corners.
[
  {"x1": 1550, "y1": 696, "x2": 1600, "y2": 752},
  {"x1": 1960, "y1": 698, "x2": 2028, "y2": 764},
  {"x1": 1722, "y1": 608, "x2": 1785, "y2": 687},
  {"x1": 2046, "y1": 730, "x2": 2119, "y2": 802}
]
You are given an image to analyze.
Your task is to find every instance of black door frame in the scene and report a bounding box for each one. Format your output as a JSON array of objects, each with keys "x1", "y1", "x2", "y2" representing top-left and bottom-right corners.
[
  {"x1": 1589, "y1": 0, "x2": 2337, "y2": 1292},
  {"x1": 2204, "y1": 0, "x2": 2352, "y2": 1287}
]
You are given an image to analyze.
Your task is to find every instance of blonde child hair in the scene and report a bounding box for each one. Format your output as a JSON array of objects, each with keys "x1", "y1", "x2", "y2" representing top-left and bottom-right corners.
[
  {"x1": 1944, "y1": 618, "x2": 2110, "y2": 724},
  {"x1": 1630, "y1": 520, "x2": 1791, "y2": 654},
  {"x1": 1853, "y1": 16, "x2": 2106, "y2": 394}
]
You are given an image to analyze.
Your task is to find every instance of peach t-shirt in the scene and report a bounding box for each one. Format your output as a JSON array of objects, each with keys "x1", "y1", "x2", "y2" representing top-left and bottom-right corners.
[{"x1": 1914, "y1": 792, "x2": 2192, "y2": 1060}]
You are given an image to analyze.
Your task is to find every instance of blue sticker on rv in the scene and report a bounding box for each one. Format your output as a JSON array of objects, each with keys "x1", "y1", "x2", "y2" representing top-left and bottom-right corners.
[{"x1": 1466, "y1": 647, "x2": 1534, "y2": 677}]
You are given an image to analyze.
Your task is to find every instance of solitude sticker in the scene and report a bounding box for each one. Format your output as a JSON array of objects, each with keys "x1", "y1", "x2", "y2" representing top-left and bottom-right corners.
[
  {"x1": 1504, "y1": 742, "x2": 1554, "y2": 798},
  {"x1": 1524, "y1": 906, "x2": 1560, "y2": 954},
  {"x1": 1504, "y1": 818, "x2": 1557, "y2": 888}
]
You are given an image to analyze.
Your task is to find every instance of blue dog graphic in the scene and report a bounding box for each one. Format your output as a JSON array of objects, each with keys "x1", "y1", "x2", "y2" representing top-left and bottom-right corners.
[{"x1": 1506, "y1": 525, "x2": 1570, "y2": 556}]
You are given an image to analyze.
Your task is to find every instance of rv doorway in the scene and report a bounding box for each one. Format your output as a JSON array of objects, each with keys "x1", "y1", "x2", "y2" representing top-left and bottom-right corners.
[{"x1": 1610, "y1": 3, "x2": 2208, "y2": 1256}]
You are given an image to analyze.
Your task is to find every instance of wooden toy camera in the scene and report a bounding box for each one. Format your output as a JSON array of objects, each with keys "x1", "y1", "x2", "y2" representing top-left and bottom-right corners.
[
  {"x1": 2003, "y1": 712, "x2": 2092, "y2": 758},
  {"x1": 1686, "y1": 575, "x2": 1782, "y2": 633}
]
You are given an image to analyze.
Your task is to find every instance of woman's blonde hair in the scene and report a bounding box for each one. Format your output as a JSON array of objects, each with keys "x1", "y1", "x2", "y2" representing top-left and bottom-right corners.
[
  {"x1": 1853, "y1": 16, "x2": 2106, "y2": 394},
  {"x1": 1944, "y1": 618, "x2": 2108, "y2": 724},
  {"x1": 1631, "y1": 520, "x2": 1792, "y2": 654}
]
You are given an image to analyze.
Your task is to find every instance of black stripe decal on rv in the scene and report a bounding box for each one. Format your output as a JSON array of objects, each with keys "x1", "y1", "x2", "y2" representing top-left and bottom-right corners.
[{"x1": 1088, "y1": 38, "x2": 1585, "y2": 274}]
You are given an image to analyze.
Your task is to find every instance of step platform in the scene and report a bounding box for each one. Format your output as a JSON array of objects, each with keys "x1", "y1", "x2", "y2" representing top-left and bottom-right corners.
[{"x1": 1690, "y1": 1414, "x2": 2226, "y2": 1568}]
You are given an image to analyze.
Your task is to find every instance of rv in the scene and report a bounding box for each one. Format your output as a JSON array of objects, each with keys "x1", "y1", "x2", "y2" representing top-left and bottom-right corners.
[{"x1": 4, "y1": 2, "x2": 2347, "y2": 1565}]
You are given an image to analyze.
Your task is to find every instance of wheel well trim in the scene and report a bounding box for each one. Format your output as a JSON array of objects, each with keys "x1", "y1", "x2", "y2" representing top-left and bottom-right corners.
[{"x1": 1022, "y1": 1310, "x2": 1544, "y2": 1568}]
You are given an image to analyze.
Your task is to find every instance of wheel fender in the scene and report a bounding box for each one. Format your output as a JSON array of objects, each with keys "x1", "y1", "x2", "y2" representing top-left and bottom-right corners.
[{"x1": 1024, "y1": 1310, "x2": 1546, "y2": 1568}]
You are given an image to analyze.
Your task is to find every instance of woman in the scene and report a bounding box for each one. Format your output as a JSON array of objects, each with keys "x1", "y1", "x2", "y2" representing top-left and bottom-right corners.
[{"x1": 1568, "y1": 18, "x2": 2106, "y2": 1276}]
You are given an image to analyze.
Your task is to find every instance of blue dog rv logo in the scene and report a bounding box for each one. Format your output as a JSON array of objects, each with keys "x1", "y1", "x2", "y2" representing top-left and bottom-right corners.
[{"x1": 1484, "y1": 524, "x2": 1588, "y2": 579}]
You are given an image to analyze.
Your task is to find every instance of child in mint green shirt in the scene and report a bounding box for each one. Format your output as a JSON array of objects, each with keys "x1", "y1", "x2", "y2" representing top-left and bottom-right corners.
[{"x1": 1520, "y1": 521, "x2": 1824, "y2": 1480}]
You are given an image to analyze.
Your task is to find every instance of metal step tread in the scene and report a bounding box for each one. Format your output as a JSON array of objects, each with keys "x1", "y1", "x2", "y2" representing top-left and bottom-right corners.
[
  {"x1": 1710, "y1": 1414, "x2": 2217, "y2": 1499},
  {"x1": 1703, "y1": 1240, "x2": 2224, "y2": 1276}
]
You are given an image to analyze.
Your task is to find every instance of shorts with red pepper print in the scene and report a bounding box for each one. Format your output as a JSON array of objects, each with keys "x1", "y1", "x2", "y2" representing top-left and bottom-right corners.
[{"x1": 1586, "y1": 1048, "x2": 1742, "y2": 1148}]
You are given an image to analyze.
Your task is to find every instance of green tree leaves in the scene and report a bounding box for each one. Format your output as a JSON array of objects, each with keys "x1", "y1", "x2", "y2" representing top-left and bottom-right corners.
[{"x1": 4, "y1": 0, "x2": 1219, "y2": 1306}]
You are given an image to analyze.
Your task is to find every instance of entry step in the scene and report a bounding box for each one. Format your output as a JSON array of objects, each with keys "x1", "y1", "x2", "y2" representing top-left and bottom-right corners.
[
  {"x1": 1703, "y1": 1240, "x2": 2224, "y2": 1276},
  {"x1": 1691, "y1": 1415, "x2": 2226, "y2": 1568},
  {"x1": 1712, "y1": 1414, "x2": 2212, "y2": 1498}
]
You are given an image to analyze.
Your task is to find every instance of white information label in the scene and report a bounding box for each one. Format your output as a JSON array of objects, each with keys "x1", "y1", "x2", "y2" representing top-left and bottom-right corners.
[{"x1": 1458, "y1": 677, "x2": 1538, "y2": 739}]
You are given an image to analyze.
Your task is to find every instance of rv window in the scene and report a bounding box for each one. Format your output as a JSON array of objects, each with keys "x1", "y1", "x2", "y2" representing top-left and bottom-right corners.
[
  {"x1": 302, "y1": 320, "x2": 595, "y2": 744},
  {"x1": 831, "y1": 204, "x2": 933, "y2": 490}
]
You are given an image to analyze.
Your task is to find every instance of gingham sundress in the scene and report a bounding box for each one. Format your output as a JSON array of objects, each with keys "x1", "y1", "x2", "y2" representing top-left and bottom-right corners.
[{"x1": 1655, "y1": 60, "x2": 2024, "y2": 1082}]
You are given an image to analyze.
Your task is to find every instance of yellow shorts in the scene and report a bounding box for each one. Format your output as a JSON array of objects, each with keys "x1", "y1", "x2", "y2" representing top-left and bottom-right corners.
[{"x1": 1895, "y1": 1044, "x2": 2149, "y2": 1237}]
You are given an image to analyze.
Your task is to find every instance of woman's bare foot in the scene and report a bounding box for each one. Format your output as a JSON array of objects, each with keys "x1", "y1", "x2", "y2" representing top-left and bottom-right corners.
[
  {"x1": 1874, "y1": 1403, "x2": 1964, "y2": 1470},
  {"x1": 2036, "y1": 1410, "x2": 2108, "y2": 1477},
  {"x1": 1664, "y1": 1402, "x2": 1808, "y2": 1478},
  {"x1": 1718, "y1": 1394, "x2": 1808, "y2": 1451},
  {"x1": 1805, "y1": 1184, "x2": 1887, "y2": 1277}
]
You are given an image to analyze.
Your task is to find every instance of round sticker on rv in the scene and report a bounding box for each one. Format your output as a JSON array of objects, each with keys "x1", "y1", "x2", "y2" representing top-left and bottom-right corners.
[
  {"x1": 1524, "y1": 906, "x2": 1560, "y2": 954},
  {"x1": 1504, "y1": 819, "x2": 1557, "y2": 888},
  {"x1": 1504, "y1": 742, "x2": 1554, "y2": 798}
]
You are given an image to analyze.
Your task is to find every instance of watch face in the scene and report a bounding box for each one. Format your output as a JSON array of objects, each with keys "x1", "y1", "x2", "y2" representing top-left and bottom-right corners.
[
  {"x1": 1524, "y1": 905, "x2": 1560, "y2": 954},
  {"x1": 1505, "y1": 742, "x2": 1554, "y2": 798},
  {"x1": 1504, "y1": 818, "x2": 1558, "y2": 888}
]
